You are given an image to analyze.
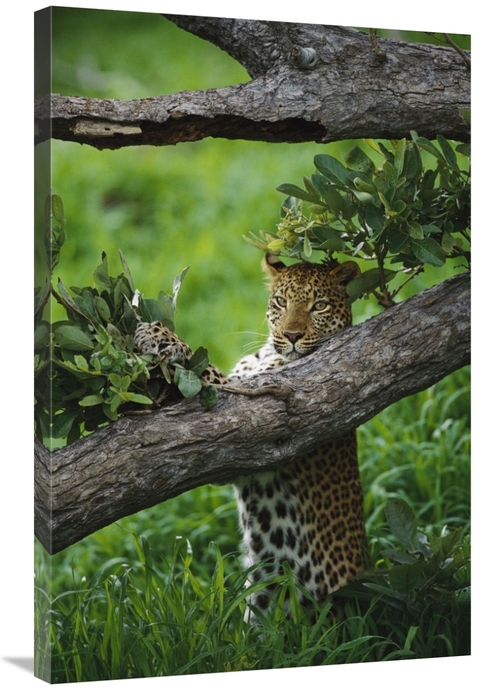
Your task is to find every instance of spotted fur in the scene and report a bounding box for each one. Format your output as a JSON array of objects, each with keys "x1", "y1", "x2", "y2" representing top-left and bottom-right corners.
[{"x1": 134, "y1": 253, "x2": 367, "y2": 613}]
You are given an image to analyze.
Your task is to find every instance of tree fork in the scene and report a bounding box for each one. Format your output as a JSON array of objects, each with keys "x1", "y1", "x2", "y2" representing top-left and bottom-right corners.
[{"x1": 35, "y1": 271, "x2": 470, "y2": 555}]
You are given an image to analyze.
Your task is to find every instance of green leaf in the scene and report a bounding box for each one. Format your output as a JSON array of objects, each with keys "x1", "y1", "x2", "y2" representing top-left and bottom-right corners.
[
  {"x1": 323, "y1": 187, "x2": 345, "y2": 212},
  {"x1": 402, "y1": 141, "x2": 422, "y2": 182},
  {"x1": 315, "y1": 234, "x2": 345, "y2": 253},
  {"x1": 437, "y1": 135, "x2": 459, "y2": 171},
  {"x1": 352, "y1": 190, "x2": 374, "y2": 204},
  {"x1": 362, "y1": 582, "x2": 408, "y2": 606},
  {"x1": 73, "y1": 354, "x2": 90, "y2": 371},
  {"x1": 35, "y1": 279, "x2": 51, "y2": 320},
  {"x1": 416, "y1": 531, "x2": 434, "y2": 558},
  {"x1": 119, "y1": 249, "x2": 135, "y2": 292},
  {"x1": 276, "y1": 183, "x2": 323, "y2": 205},
  {"x1": 342, "y1": 202, "x2": 358, "y2": 220},
  {"x1": 302, "y1": 176, "x2": 320, "y2": 199},
  {"x1": 309, "y1": 204, "x2": 328, "y2": 215},
  {"x1": 378, "y1": 142, "x2": 395, "y2": 163},
  {"x1": 106, "y1": 323, "x2": 127, "y2": 350},
  {"x1": 310, "y1": 174, "x2": 330, "y2": 198},
  {"x1": 385, "y1": 499, "x2": 420, "y2": 552},
  {"x1": 34, "y1": 324, "x2": 50, "y2": 351},
  {"x1": 110, "y1": 392, "x2": 124, "y2": 414},
  {"x1": 364, "y1": 202, "x2": 384, "y2": 232},
  {"x1": 344, "y1": 145, "x2": 376, "y2": 175},
  {"x1": 174, "y1": 367, "x2": 203, "y2": 398},
  {"x1": 93, "y1": 252, "x2": 112, "y2": 292},
  {"x1": 56, "y1": 278, "x2": 83, "y2": 314},
  {"x1": 378, "y1": 191, "x2": 391, "y2": 212},
  {"x1": 113, "y1": 274, "x2": 132, "y2": 304},
  {"x1": 393, "y1": 139, "x2": 406, "y2": 177},
  {"x1": 187, "y1": 347, "x2": 210, "y2": 376},
  {"x1": 51, "y1": 194, "x2": 65, "y2": 223},
  {"x1": 381, "y1": 160, "x2": 398, "y2": 188},
  {"x1": 125, "y1": 393, "x2": 153, "y2": 405},
  {"x1": 109, "y1": 372, "x2": 126, "y2": 389},
  {"x1": 172, "y1": 266, "x2": 190, "y2": 312},
  {"x1": 421, "y1": 224, "x2": 441, "y2": 235},
  {"x1": 331, "y1": 636, "x2": 378, "y2": 654},
  {"x1": 102, "y1": 403, "x2": 119, "y2": 421},
  {"x1": 412, "y1": 134, "x2": 446, "y2": 164},
  {"x1": 407, "y1": 221, "x2": 424, "y2": 239},
  {"x1": 403, "y1": 626, "x2": 419, "y2": 653},
  {"x1": 267, "y1": 238, "x2": 286, "y2": 252},
  {"x1": 35, "y1": 408, "x2": 51, "y2": 441},
  {"x1": 438, "y1": 527, "x2": 464, "y2": 558},
  {"x1": 140, "y1": 298, "x2": 164, "y2": 323},
  {"x1": 380, "y1": 549, "x2": 417, "y2": 565},
  {"x1": 411, "y1": 237, "x2": 447, "y2": 266},
  {"x1": 314, "y1": 154, "x2": 350, "y2": 186},
  {"x1": 388, "y1": 562, "x2": 424, "y2": 593},
  {"x1": 79, "y1": 394, "x2": 105, "y2": 407},
  {"x1": 353, "y1": 177, "x2": 375, "y2": 194},
  {"x1": 346, "y1": 268, "x2": 397, "y2": 300},
  {"x1": 74, "y1": 292, "x2": 97, "y2": 320},
  {"x1": 387, "y1": 227, "x2": 411, "y2": 254},
  {"x1": 53, "y1": 325, "x2": 95, "y2": 352},
  {"x1": 94, "y1": 296, "x2": 111, "y2": 322},
  {"x1": 156, "y1": 296, "x2": 175, "y2": 330},
  {"x1": 51, "y1": 410, "x2": 81, "y2": 438},
  {"x1": 160, "y1": 360, "x2": 172, "y2": 383},
  {"x1": 280, "y1": 195, "x2": 300, "y2": 218},
  {"x1": 200, "y1": 385, "x2": 218, "y2": 409}
]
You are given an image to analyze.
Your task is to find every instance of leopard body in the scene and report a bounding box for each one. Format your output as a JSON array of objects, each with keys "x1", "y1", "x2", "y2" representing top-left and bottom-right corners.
[{"x1": 134, "y1": 254, "x2": 367, "y2": 611}]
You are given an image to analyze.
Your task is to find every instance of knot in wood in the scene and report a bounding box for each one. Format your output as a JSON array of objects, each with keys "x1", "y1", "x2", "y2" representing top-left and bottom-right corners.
[{"x1": 291, "y1": 45, "x2": 318, "y2": 70}]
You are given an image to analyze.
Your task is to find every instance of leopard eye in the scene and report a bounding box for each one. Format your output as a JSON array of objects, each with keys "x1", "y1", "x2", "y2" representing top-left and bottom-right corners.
[
  {"x1": 274, "y1": 295, "x2": 287, "y2": 308},
  {"x1": 312, "y1": 300, "x2": 329, "y2": 312}
]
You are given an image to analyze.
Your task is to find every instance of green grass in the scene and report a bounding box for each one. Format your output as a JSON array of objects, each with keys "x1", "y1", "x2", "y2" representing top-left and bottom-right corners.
[
  {"x1": 35, "y1": 367, "x2": 470, "y2": 682},
  {"x1": 35, "y1": 8, "x2": 471, "y2": 682}
]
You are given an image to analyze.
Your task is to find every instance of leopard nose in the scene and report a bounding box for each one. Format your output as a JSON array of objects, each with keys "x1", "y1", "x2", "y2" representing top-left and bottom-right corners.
[{"x1": 284, "y1": 331, "x2": 304, "y2": 345}]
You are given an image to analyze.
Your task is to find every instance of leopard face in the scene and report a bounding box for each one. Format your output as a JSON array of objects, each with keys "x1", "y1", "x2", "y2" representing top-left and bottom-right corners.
[{"x1": 263, "y1": 254, "x2": 360, "y2": 361}]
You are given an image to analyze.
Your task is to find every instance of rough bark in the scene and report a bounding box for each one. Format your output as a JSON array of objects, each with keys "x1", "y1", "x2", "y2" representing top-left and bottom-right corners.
[
  {"x1": 34, "y1": 19, "x2": 470, "y2": 150},
  {"x1": 35, "y1": 271, "x2": 470, "y2": 555}
]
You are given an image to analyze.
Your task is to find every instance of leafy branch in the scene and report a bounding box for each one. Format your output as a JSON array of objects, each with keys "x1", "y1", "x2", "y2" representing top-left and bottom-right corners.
[
  {"x1": 35, "y1": 197, "x2": 216, "y2": 447},
  {"x1": 246, "y1": 134, "x2": 470, "y2": 308},
  {"x1": 357, "y1": 498, "x2": 470, "y2": 619}
]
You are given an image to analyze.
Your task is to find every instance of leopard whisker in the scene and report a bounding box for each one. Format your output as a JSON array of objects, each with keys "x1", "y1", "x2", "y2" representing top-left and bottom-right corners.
[
  {"x1": 240, "y1": 340, "x2": 269, "y2": 354},
  {"x1": 225, "y1": 331, "x2": 269, "y2": 354},
  {"x1": 226, "y1": 331, "x2": 269, "y2": 338}
]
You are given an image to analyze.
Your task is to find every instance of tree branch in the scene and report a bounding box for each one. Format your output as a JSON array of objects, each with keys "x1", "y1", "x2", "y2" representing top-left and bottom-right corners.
[
  {"x1": 35, "y1": 272, "x2": 470, "y2": 555},
  {"x1": 34, "y1": 20, "x2": 470, "y2": 150}
]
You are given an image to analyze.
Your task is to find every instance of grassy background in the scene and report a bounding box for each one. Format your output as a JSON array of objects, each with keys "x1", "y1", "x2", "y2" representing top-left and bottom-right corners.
[{"x1": 35, "y1": 8, "x2": 471, "y2": 682}]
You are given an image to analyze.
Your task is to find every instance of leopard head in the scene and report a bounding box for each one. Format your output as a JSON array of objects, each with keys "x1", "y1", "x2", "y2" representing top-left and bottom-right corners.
[{"x1": 262, "y1": 253, "x2": 360, "y2": 361}]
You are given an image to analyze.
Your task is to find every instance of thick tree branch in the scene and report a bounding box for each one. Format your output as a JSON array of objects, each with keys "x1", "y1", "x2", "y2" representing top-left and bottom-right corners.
[
  {"x1": 35, "y1": 272, "x2": 470, "y2": 555},
  {"x1": 164, "y1": 15, "x2": 287, "y2": 78},
  {"x1": 34, "y1": 20, "x2": 470, "y2": 150}
]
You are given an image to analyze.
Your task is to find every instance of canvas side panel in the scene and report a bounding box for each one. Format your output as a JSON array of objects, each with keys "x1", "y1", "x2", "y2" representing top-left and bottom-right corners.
[{"x1": 34, "y1": 6, "x2": 52, "y2": 684}]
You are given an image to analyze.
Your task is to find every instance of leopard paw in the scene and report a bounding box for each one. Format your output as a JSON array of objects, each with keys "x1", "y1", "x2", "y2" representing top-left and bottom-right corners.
[{"x1": 134, "y1": 322, "x2": 192, "y2": 365}]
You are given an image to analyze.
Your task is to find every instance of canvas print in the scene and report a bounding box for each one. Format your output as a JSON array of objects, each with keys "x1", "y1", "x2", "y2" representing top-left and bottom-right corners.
[{"x1": 34, "y1": 6, "x2": 471, "y2": 684}]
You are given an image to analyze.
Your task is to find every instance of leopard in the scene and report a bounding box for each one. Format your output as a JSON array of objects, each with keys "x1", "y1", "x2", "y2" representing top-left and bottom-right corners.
[{"x1": 134, "y1": 253, "x2": 368, "y2": 615}]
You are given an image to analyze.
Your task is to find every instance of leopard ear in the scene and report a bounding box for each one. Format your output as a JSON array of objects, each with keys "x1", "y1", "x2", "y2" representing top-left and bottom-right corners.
[
  {"x1": 262, "y1": 253, "x2": 287, "y2": 284},
  {"x1": 330, "y1": 261, "x2": 360, "y2": 286}
]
